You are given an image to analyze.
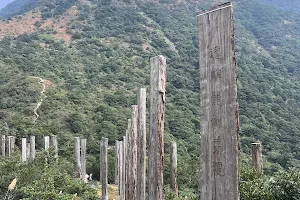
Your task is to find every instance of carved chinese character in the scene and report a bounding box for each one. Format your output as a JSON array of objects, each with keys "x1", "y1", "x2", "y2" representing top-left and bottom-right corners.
[
  {"x1": 210, "y1": 46, "x2": 222, "y2": 60},
  {"x1": 211, "y1": 69, "x2": 222, "y2": 79},
  {"x1": 213, "y1": 161, "x2": 224, "y2": 176},
  {"x1": 213, "y1": 136, "x2": 221, "y2": 154},
  {"x1": 216, "y1": 91, "x2": 221, "y2": 105},
  {"x1": 211, "y1": 116, "x2": 221, "y2": 127},
  {"x1": 211, "y1": 91, "x2": 216, "y2": 106}
]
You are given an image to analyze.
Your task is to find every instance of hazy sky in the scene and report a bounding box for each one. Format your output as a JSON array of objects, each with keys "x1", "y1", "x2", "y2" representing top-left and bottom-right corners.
[{"x1": 0, "y1": 0, "x2": 14, "y2": 10}]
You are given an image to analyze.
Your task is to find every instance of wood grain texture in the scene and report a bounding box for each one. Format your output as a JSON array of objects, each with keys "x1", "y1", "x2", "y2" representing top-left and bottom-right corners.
[
  {"x1": 21, "y1": 138, "x2": 27, "y2": 162},
  {"x1": 44, "y1": 136, "x2": 50, "y2": 150},
  {"x1": 115, "y1": 140, "x2": 120, "y2": 185},
  {"x1": 81, "y1": 139, "x2": 87, "y2": 178},
  {"x1": 137, "y1": 88, "x2": 147, "y2": 200},
  {"x1": 101, "y1": 137, "x2": 108, "y2": 200},
  {"x1": 74, "y1": 137, "x2": 82, "y2": 178},
  {"x1": 131, "y1": 105, "x2": 138, "y2": 200},
  {"x1": 1, "y1": 135, "x2": 5, "y2": 157},
  {"x1": 121, "y1": 136, "x2": 126, "y2": 200},
  {"x1": 198, "y1": 2, "x2": 240, "y2": 200},
  {"x1": 148, "y1": 55, "x2": 166, "y2": 200},
  {"x1": 119, "y1": 141, "x2": 123, "y2": 196},
  {"x1": 30, "y1": 136, "x2": 36, "y2": 161},
  {"x1": 170, "y1": 141, "x2": 178, "y2": 196},
  {"x1": 251, "y1": 143, "x2": 263, "y2": 173}
]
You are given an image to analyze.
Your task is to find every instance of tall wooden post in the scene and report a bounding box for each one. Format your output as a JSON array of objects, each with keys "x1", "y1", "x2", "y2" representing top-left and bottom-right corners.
[
  {"x1": 8, "y1": 136, "x2": 15, "y2": 157},
  {"x1": 101, "y1": 137, "x2": 108, "y2": 200},
  {"x1": 115, "y1": 140, "x2": 120, "y2": 185},
  {"x1": 81, "y1": 139, "x2": 87, "y2": 178},
  {"x1": 74, "y1": 137, "x2": 82, "y2": 178},
  {"x1": 251, "y1": 143, "x2": 263, "y2": 173},
  {"x1": 125, "y1": 120, "x2": 132, "y2": 200},
  {"x1": 148, "y1": 55, "x2": 166, "y2": 200},
  {"x1": 137, "y1": 88, "x2": 146, "y2": 200},
  {"x1": 1, "y1": 135, "x2": 5, "y2": 157},
  {"x1": 119, "y1": 141, "x2": 123, "y2": 196},
  {"x1": 26, "y1": 142, "x2": 30, "y2": 160},
  {"x1": 30, "y1": 136, "x2": 36, "y2": 161},
  {"x1": 100, "y1": 140, "x2": 102, "y2": 182},
  {"x1": 44, "y1": 136, "x2": 50, "y2": 150},
  {"x1": 121, "y1": 136, "x2": 126, "y2": 200},
  {"x1": 130, "y1": 105, "x2": 138, "y2": 200},
  {"x1": 198, "y1": 3, "x2": 240, "y2": 200},
  {"x1": 21, "y1": 138, "x2": 27, "y2": 162},
  {"x1": 51, "y1": 135, "x2": 58, "y2": 159},
  {"x1": 170, "y1": 141, "x2": 178, "y2": 196}
]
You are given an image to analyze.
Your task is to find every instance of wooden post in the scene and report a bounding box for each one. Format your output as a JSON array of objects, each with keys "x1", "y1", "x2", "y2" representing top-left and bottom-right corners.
[
  {"x1": 51, "y1": 135, "x2": 58, "y2": 159},
  {"x1": 126, "y1": 120, "x2": 131, "y2": 200},
  {"x1": 115, "y1": 140, "x2": 120, "y2": 185},
  {"x1": 251, "y1": 143, "x2": 263, "y2": 173},
  {"x1": 130, "y1": 105, "x2": 138, "y2": 200},
  {"x1": 44, "y1": 136, "x2": 50, "y2": 150},
  {"x1": 26, "y1": 143, "x2": 30, "y2": 160},
  {"x1": 198, "y1": 3, "x2": 240, "y2": 200},
  {"x1": 100, "y1": 140, "x2": 102, "y2": 182},
  {"x1": 101, "y1": 137, "x2": 108, "y2": 200},
  {"x1": 137, "y1": 88, "x2": 146, "y2": 200},
  {"x1": 170, "y1": 141, "x2": 178, "y2": 196},
  {"x1": 119, "y1": 141, "x2": 123, "y2": 196},
  {"x1": 121, "y1": 136, "x2": 126, "y2": 200},
  {"x1": 8, "y1": 136, "x2": 15, "y2": 157},
  {"x1": 30, "y1": 136, "x2": 36, "y2": 161},
  {"x1": 74, "y1": 137, "x2": 82, "y2": 178},
  {"x1": 1, "y1": 135, "x2": 5, "y2": 157},
  {"x1": 21, "y1": 138, "x2": 27, "y2": 162},
  {"x1": 148, "y1": 55, "x2": 166, "y2": 200},
  {"x1": 81, "y1": 139, "x2": 87, "y2": 178}
]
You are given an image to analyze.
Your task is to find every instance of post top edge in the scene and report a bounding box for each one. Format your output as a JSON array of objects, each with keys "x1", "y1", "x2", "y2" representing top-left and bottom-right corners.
[
  {"x1": 197, "y1": 2, "x2": 232, "y2": 17},
  {"x1": 251, "y1": 142, "x2": 262, "y2": 145}
]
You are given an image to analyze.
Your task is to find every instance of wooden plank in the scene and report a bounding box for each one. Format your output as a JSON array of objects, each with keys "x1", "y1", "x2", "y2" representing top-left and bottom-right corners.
[
  {"x1": 130, "y1": 105, "x2": 138, "y2": 200},
  {"x1": 115, "y1": 140, "x2": 120, "y2": 185},
  {"x1": 101, "y1": 137, "x2": 108, "y2": 200},
  {"x1": 51, "y1": 135, "x2": 58, "y2": 159},
  {"x1": 121, "y1": 136, "x2": 126, "y2": 200},
  {"x1": 170, "y1": 141, "x2": 178, "y2": 196},
  {"x1": 8, "y1": 136, "x2": 15, "y2": 157},
  {"x1": 21, "y1": 138, "x2": 27, "y2": 162},
  {"x1": 81, "y1": 139, "x2": 87, "y2": 178},
  {"x1": 148, "y1": 55, "x2": 166, "y2": 200},
  {"x1": 74, "y1": 137, "x2": 82, "y2": 178},
  {"x1": 30, "y1": 136, "x2": 36, "y2": 161},
  {"x1": 126, "y1": 120, "x2": 132, "y2": 200},
  {"x1": 137, "y1": 88, "x2": 147, "y2": 200},
  {"x1": 198, "y1": 2, "x2": 240, "y2": 200},
  {"x1": 119, "y1": 141, "x2": 123, "y2": 196},
  {"x1": 26, "y1": 143, "x2": 30, "y2": 161},
  {"x1": 44, "y1": 136, "x2": 50, "y2": 150},
  {"x1": 251, "y1": 143, "x2": 263, "y2": 173},
  {"x1": 1, "y1": 135, "x2": 5, "y2": 157}
]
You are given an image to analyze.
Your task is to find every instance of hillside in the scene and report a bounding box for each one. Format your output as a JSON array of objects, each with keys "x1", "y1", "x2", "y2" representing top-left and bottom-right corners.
[
  {"x1": 0, "y1": 0, "x2": 14, "y2": 10},
  {"x1": 1, "y1": 0, "x2": 300, "y2": 197}
]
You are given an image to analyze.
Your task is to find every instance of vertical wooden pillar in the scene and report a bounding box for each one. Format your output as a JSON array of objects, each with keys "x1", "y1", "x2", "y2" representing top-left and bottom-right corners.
[
  {"x1": 131, "y1": 105, "x2": 138, "y2": 200},
  {"x1": 148, "y1": 55, "x2": 166, "y2": 200},
  {"x1": 101, "y1": 137, "x2": 108, "y2": 200},
  {"x1": 74, "y1": 137, "x2": 82, "y2": 178},
  {"x1": 21, "y1": 138, "x2": 27, "y2": 162},
  {"x1": 115, "y1": 140, "x2": 120, "y2": 185},
  {"x1": 81, "y1": 139, "x2": 87, "y2": 178},
  {"x1": 251, "y1": 143, "x2": 263, "y2": 173},
  {"x1": 126, "y1": 120, "x2": 132, "y2": 200},
  {"x1": 26, "y1": 142, "x2": 30, "y2": 161},
  {"x1": 1, "y1": 135, "x2": 5, "y2": 157},
  {"x1": 44, "y1": 136, "x2": 50, "y2": 150},
  {"x1": 170, "y1": 141, "x2": 178, "y2": 196},
  {"x1": 198, "y1": 3, "x2": 240, "y2": 200},
  {"x1": 100, "y1": 140, "x2": 102, "y2": 182},
  {"x1": 119, "y1": 141, "x2": 123, "y2": 196},
  {"x1": 30, "y1": 136, "x2": 36, "y2": 161},
  {"x1": 8, "y1": 136, "x2": 15, "y2": 157},
  {"x1": 137, "y1": 88, "x2": 146, "y2": 200},
  {"x1": 51, "y1": 135, "x2": 58, "y2": 159},
  {"x1": 121, "y1": 136, "x2": 126, "y2": 200}
]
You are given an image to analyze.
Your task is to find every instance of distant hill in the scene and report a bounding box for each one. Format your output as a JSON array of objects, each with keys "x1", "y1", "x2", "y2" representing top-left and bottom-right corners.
[
  {"x1": 262, "y1": 0, "x2": 300, "y2": 13},
  {"x1": 0, "y1": 0, "x2": 14, "y2": 9},
  {"x1": 0, "y1": 0, "x2": 37, "y2": 19}
]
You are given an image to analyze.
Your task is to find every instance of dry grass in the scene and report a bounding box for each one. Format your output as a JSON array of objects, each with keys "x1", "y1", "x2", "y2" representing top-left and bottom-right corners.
[{"x1": 97, "y1": 184, "x2": 120, "y2": 200}]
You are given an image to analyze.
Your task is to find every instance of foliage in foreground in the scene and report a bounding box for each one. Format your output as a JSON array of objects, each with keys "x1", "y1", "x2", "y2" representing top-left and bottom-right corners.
[{"x1": 0, "y1": 150, "x2": 97, "y2": 200}]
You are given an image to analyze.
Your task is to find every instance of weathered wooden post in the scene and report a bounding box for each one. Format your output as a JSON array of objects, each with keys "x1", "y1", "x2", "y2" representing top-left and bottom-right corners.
[
  {"x1": 119, "y1": 141, "x2": 123, "y2": 196},
  {"x1": 121, "y1": 136, "x2": 126, "y2": 200},
  {"x1": 44, "y1": 136, "x2": 50, "y2": 150},
  {"x1": 198, "y1": 2, "x2": 240, "y2": 200},
  {"x1": 30, "y1": 136, "x2": 36, "y2": 161},
  {"x1": 137, "y1": 88, "x2": 146, "y2": 200},
  {"x1": 148, "y1": 55, "x2": 166, "y2": 200},
  {"x1": 125, "y1": 120, "x2": 132, "y2": 200},
  {"x1": 115, "y1": 140, "x2": 120, "y2": 185},
  {"x1": 101, "y1": 137, "x2": 108, "y2": 200},
  {"x1": 100, "y1": 140, "x2": 102, "y2": 182},
  {"x1": 251, "y1": 143, "x2": 263, "y2": 173},
  {"x1": 21, "y1": 138, "x2": 27, "y2": 162},
  {"x1": 50, "y1": 135, "x2": 58, "y2": 159},
  {"x1": 81, "y1": 139, "x2": 87, "y2": 178},
  {"x1": 8, "y1": 136, "x2": 15, "y2": 157},
  {"x1": 74, "y1": 137, "x2": 82, "y2": 178},
  {"x1": 26, "y1": 142, "x2": 30, "y2": 160},
  {"x1": 170, "y1": 141, "x2": 178, "y2": 196},
  {"x1": 130, "y1": 105, "x2": 138, "y2": 199},
  {"x1": 1, "y1": 135, "x2": 5, "y2": 157}
]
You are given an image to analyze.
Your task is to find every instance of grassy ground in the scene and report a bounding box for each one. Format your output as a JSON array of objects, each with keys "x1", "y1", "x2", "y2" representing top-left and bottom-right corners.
[{"x1": 97, "y1": 184, "x2": 120, "y2": 200}]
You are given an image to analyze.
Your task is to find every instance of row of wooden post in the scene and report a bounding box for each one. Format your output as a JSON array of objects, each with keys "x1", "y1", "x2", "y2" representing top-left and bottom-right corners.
[{"x1": 1, "y1": 135, "x2": 15, "y2": 157}]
